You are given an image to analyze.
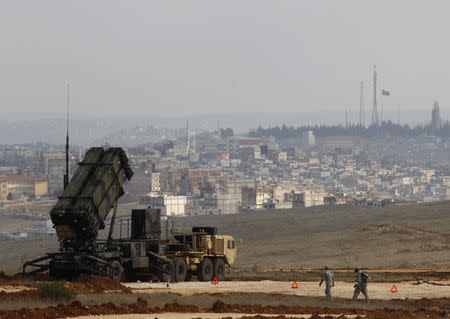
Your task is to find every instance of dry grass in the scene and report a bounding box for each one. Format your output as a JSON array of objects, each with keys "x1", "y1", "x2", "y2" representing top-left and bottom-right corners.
[
  {"x1": 177, "y1": 201, "x2": 450, "y2": 269},
  {"x1": 1, "y1": 201, "x2": 449, "y2": 273}
]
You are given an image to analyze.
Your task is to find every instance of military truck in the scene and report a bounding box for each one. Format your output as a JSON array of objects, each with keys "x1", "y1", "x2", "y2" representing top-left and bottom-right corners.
[
  {"x1": 165, "y1": 226, "x2": 237, "y2": 282},
  {"x1": 23, "y1": 147, "x2": 237, "y2": 282}
]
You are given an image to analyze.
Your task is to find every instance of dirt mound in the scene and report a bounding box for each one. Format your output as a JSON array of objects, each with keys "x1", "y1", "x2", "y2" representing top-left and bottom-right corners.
[
  {"x1": 0, "y1": 299, "x2": 447, "y2": 319},
  {"x1": 68, "y1": 274, "x2": 129, "y2": 293},
  {"x1": 212, "y1": 300, "x2": 362, "y2": 315},
  {"x1": 0, "y1": 298, "x2": 200, "y2": 319},
  {"x1": 211, "y1": 300, "x2": 447, "y2": 319}
]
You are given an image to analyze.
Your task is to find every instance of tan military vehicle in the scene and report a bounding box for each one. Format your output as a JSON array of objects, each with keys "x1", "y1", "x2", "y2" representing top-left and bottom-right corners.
[{"x1": 164, "y1": 226, "x2": 237, "y2": 282}]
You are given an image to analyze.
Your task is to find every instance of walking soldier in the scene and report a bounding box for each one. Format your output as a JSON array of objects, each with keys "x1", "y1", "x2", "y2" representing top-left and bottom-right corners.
[
  {"x1": 352, "y1": 267, "x2": 370, "y2": 302},
  {"x1": 319, "y1": 266, "x2": 335, "y2": 301}
]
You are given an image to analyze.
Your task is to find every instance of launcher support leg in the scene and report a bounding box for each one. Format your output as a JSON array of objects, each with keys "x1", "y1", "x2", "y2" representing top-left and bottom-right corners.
[{"x1": 108, "y1": 200, "x2": 118, "y2": 243}]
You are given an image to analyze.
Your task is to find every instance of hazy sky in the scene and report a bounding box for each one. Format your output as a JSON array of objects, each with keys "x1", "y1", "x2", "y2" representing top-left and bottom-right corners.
[{"x1": 0, "y1": 1, "x2": 449, "y2": 120}]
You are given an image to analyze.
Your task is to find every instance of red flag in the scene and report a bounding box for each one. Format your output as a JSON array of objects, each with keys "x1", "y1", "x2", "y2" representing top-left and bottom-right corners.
[{"x1": 382, "y1": 90, "x2": 390, "y2": 96}]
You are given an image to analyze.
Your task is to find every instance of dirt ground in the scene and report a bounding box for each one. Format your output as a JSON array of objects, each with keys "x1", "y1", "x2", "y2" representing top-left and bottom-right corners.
[
  {"x1": 73, "y1": 314, "x2": 361, "y2": 319},
  {"x1": 125, "y1": 280, "x2": 450, "y2": 300},
  {"x1": 0, "y1": 276, "x2": 448, "y2": 319}
]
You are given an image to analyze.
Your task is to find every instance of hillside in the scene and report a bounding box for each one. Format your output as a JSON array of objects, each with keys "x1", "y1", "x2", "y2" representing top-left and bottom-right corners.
[
  {"x1": 1, "y1": 201, "x2": 449, "y2": 272},
  {"x1": 176, "y1": 201, "x2": 450, "y2": 269}
]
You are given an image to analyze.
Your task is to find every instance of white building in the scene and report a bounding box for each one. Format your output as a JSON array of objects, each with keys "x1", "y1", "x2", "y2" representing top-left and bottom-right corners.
[
  {"x1": 301, "y1": 130, "x2": 315, "y2": 146},
  {"x1": 139, "y1": 194, "x2": 187, "y2": 216},
  {"x1": 203, "y1": 193, "x2": 241, "y2": 214},
  {"x1": 149, "y1": 172, "x2": 161, "y2": 192}
]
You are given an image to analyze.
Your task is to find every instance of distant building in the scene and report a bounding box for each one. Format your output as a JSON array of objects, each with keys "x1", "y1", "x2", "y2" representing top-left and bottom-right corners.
[
  {"x1": 139, "y1": 194, "x2": 187, "y2": 216},
  {"x1": 224, "y1": 137, "x2": 262, "y2": 154},
  {"x1": 293, "y1": 191, "x2": 325, "y2": 208},
  {"x1": 203, "y1": 193, "x2": 241, "y2": 214},
  {"x1": 318, "y1": 136, "x2": 365, "y2": 152},
  {"x1": 431, "y1": 100, "x2": 441, "y2": 131},
  {"x1": 39, "y1": 150, "x2": 65, "y2": 195},
  {"x1": 0, "y1": 175, "x2": 48, "y2": 200},
  {"x1": 241, "y1": 187, "x2": 272, "y2": 209},
  {"x1": 301, "y1": 130, "x2": 315, "y2": 146},
  {"x1": 149, "y1": 172, "x2": 161, "y2": 192},
  {"x1": 0, "y1": 166, "x2": 19, "y2": 175}
]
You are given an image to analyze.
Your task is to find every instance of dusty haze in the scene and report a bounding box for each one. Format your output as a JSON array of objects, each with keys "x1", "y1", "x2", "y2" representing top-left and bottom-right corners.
[{"x1": 0, "y1": 1, "x2": 449, "y2": 120}]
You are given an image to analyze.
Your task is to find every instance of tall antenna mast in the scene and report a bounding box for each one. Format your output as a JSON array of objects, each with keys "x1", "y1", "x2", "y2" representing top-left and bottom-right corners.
[
  {"x1": 371, "y1": 65, "x2": 379, "y2": 127},
  {"x1": 64, "y1": 84, "x2": 70, "y2": 190},
  {"x1": 359, "y1": 81, "x2": 364, "y2": 127}
]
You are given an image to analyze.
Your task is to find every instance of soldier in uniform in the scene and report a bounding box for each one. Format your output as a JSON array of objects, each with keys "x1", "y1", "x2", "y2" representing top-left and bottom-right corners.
[
  {"x1": 352, "y1": 267, "x2": 370, "y2": 302},
  {"x1": 319, "y1": 266, "x2": 335, "y2": 301}
]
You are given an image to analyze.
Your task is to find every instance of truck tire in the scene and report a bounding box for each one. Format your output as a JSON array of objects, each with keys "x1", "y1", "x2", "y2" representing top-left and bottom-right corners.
[
  {"x1": 213, "y1": 258, "x2": 226, "y2": 281},
  {"x1": 198, "y1": 258, "x2": 213, "y2": 282},
  {"x1": 173, "y1": 258, "x2": 187, "y2": 282},
  {"x1": 109, "y1": 260, "x2": 124, "y2": 281}
]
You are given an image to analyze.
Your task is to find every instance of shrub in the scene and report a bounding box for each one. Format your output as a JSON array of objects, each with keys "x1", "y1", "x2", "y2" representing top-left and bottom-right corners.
[
  {"x1": 37, "y1": 281, "x2": 75, "y2": 302},
  {"x1": 251, "y1": 264, "x2": 261, "y2": 272}
]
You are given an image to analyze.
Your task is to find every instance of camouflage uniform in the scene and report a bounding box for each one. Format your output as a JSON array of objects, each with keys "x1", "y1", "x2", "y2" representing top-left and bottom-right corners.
[
  {"x1": 352, "y1": 269, "x2": 369, "y2": 302},
  {"x1": 319, "y1": 268, "x2": 335, "y2": 301}
]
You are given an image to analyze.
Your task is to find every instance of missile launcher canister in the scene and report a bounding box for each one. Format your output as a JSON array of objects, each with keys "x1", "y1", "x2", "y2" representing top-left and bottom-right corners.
[{"x1": 50, "y1": 147, "x2": 133, "y2": 250}]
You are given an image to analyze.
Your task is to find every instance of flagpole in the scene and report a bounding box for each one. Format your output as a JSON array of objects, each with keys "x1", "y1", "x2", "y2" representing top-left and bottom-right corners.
[{"x1": 380, "y1": 92, "x2": 383, "y2": 126}]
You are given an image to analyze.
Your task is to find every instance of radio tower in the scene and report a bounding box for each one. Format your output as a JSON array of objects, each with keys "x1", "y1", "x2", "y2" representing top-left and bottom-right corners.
[
  {"x1": 371, "y1": 65, "x2": 379, "y2": 127},
  {"x1": 359, "y1": 81, "x2": 364, "y2": 127}
]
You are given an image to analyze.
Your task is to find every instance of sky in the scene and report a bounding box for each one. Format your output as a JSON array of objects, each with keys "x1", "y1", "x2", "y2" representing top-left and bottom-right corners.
[{"x1": 0, "y1": 1, "x2": 449, "y2": 121}]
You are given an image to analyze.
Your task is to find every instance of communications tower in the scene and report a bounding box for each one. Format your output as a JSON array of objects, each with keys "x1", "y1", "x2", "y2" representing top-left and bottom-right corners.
[{"x1": 371, "y1": 65, "x2": 379, "y2": 127}]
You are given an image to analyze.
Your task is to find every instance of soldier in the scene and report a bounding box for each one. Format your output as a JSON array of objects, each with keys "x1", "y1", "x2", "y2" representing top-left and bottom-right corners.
[
  {"x1": 352, "y1": 267, "x2": 370, "y2": 302},
  {"x1": 319, "y1": 266, "x2": 335, "y2": 301}
]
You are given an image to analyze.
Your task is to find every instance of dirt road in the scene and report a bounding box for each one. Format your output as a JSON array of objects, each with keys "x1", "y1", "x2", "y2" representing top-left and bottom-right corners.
[{"x1": 125, "y1": 280, "x2": 450, "y2": 300}]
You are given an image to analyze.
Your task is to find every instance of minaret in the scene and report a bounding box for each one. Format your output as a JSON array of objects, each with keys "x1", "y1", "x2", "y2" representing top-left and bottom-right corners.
[
  {"x1": 359, "y1": 81, "x2": 364, "y2": 127},
  {"x1": 371, "y1": 65, "x2": 379, "y2": 127},
  {"x1": 432, "y1": 100, "x2": 441, "y2": 131},
  {"x1": 218, "y1": 120, "x2": 221, "y2": 138}
]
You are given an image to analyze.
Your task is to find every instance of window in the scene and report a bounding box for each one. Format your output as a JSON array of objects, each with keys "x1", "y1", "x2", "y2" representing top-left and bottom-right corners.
[
  {"x1": 232, "y1": 241, "x2": 235, "y2": 249},
  {"x1": 227, "y1": 240, "x2": 231, "y2": 249}
]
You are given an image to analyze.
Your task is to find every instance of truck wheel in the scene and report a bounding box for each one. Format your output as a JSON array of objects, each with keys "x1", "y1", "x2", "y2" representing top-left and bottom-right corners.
[
  {"x1": 198, "y1": 258, "x2": 213, "y2": 282},
  {"x1": 173, "y1": 258, "x2": 187, "y2": 282},
  {"x1": 109, "y1": 260, "x2": 124, "y2": 281},
  {"x1": 213, "y1": 258, "x2": 226, "y2": 281}
]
